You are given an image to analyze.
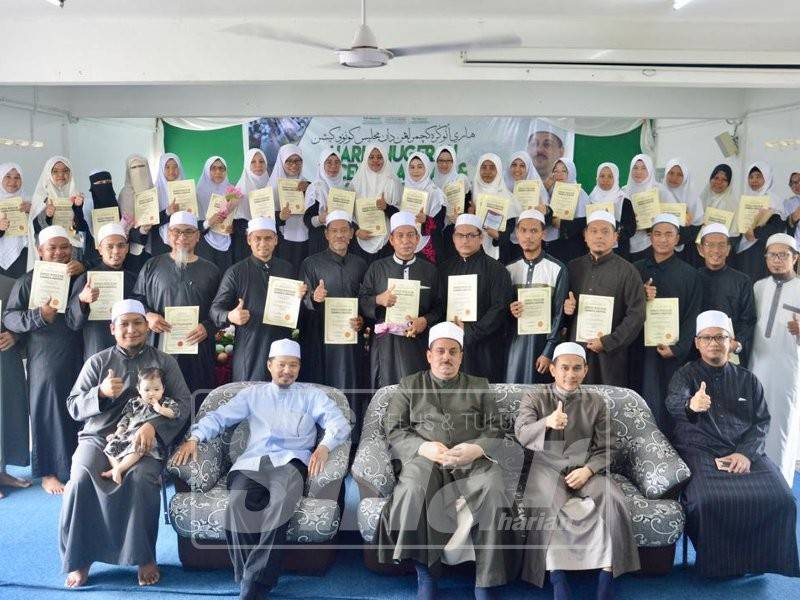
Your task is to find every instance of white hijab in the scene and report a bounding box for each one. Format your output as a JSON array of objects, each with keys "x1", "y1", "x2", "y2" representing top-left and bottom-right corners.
[
  {"x1": 699, "y1": 164, "x2": 737, "y2": 212},
  {"x1": 29, "y1": 156, "x2": 81, "y2": 266},
  {"x1": 432, "y1": 145, "x2": 471, "y2": 194},
  {"x1": 305, "y1": 148, "x2": 345, "y2": 214},
  {"x1": 197, "y1": 156, "x2": 232, "y2": 252},
  {"x1": 588, "y1": 162, "x2": 625, "y2": 220},
  {"x1": 268, "y1": 144, "x2": 308, "y2": 243},
  {"x1": 403, "y1": 152, "x2": 444, "y2": 254},
  {"x1": 0, "y1": 162, "x2": 28, "y2": 270},
  {"x1": 117, "y1": 153, "x2": 154, "y2": 225},
  {"x1": 235, "y1": 148, "x2": 270, "y2": 220},
  {"x1": 662, "y1": 158, "x2": 704, "y2": 225},
  {"x1": 622, "y1": 153, "x2": 672, "y2": 254},
  {"x1": 350, "y1": 144, "x2": 401, "y2": 254},
  {"x1": 472, "y1": 153, "x2": 516, "y2": 259},
  {"x1": 504, "y1": 150, "x2": 547, "y2": 199},
  {"x1": 155, "y1": 153, "x2": 185, "y2": 245},
  {"x1": 737, "y1": 160, "x2": 786, "y2": 254}
]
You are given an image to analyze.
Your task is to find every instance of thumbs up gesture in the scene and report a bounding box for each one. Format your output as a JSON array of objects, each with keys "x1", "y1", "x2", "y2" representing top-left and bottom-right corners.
[
  {"x1": 644, "y1": 277, "x2": 657, "y2": 301},
  {"x1": 788, "y1": 313, "x2": 800, "y2": 336},
  {"x1": 227, "y1": 298, "x2": 251, "y2": 326},
  {"x1": 78, "y1": 276, "x2": 99, "y2": 304},
  {"x1": 545, "y1": 400, "x2": 568, "y2": 430},
  {"x1": 564, "y1": 291, "x2": 577, "y2": 316},
  {"x1": 689, "y1": 381, "x2": 712, "y2": 412},
  {"x1": 377, "y1": 284, "x2": 397, "y2": 308},
  {"x1": 313, "y1": 279, "x2": 328, "y2": 303},
  {"x1": 100, "y1": 368, "x2": 124, "y2": 400}
]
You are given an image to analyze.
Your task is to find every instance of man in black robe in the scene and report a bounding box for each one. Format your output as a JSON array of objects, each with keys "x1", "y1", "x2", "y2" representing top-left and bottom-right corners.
[
  {"x1": 209, "y1": 217, "x2": 299, "y2": 382},
  {"x1": 61, "y1": 299, "x2": 190, "y2": 588},
  {"x1": 359, "y1": 211, "x2": 443, "y2": 390},
  {"x1": 666, "y1": 309, "x2": 799, "y2": 578},
  {"x1": 439, "y1": 213, "x2": 513, "y2": 383},
  {"x1": 132, "y1": 211, "x2": 221, "y2": 395},
  {"x1": 67, "y1": 222, "x2": 137, "y2": 360},
  {"x1": 299, "y1": 210, "x2": 368, "y2": 417},
  {"x1": 563, "y1": 211, "x2": 645, "y2": 387},
  {"x1": 696, "y1": 223, "x2": 757, "y2": 367},
  {"x1": 633, "y1": 214, "x2": 703, "y2": 431},
  {"x1": 3, "y1": 225, "x2": 85, "y2": 494},
  {"x1": 505, "y1": 209, "x2": 569, "y2": 384},
  {"x1": 377, "y1": 321, "x2": 520, "y2": 600}
]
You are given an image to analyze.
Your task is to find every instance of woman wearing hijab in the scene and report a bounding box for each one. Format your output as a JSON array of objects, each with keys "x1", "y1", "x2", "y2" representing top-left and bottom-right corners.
[
  {"x1": 268, "y1": 144, "x2": 311, "y2": 275},
  {"x1": 29, "y1": 156, "x2": 89, "y2": 270},
  {"x1": 151, "y1": 153, "x2": 185, "y2": 256},
  {"x1": 431, "y1": 146, "x2": 471, "y2": 264},
  {"x1": 733, "y1": 161, "x2": 787, "y2": 281},
  {"x1": 470, "y1": 153, "x2": 518, "y2": 263},
  {"x1": 233, "y1": 148, "x2": 270, "y2": 262},
  {"x1": 195, "y1": 156, "x2": 236, "y2": 273},
  {"x1": 784, "y1": 170, "x2": 800, "y2": 247},
  {"x1": 400, "y1": 152, "x2": 445, "y2": 263},
  {"x1": 699, "y1": 164, "x2": 737, "y2": 213},
  {"x1": 350, "y1": 144, "x2": 401, "y2": 265},
  {"x1": 303, "y1": 149, "x2": 346, "y2": 257},
  {"x1": 0, "y1": 163, "x2": 31, "y2": 278},
  {"x1": 545, "y1": 158, "x2": 590, "y2": 265},
  {"x1": 588, "y1": 162, "x2": 637, "y2": 259},
  {"x1": 621, "y1": 154, "x2": 675, "y2": 263},
  {"x1": 114, "y1": 155, "x2": 156, "y2": 270}
]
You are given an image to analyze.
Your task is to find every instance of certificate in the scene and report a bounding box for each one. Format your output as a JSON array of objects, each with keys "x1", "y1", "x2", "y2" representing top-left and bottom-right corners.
[
  {"x1": 50, "y1": 197, "x2": 76, "y2": 233},
  {"x1": 248, "y1": 188, "x2": 276, "y2": 219},
  {"x1": 659, "y1": 202, "x2": 687, "y2": 225},
  {"x1": 161, "y1": 306, "x2": 199, "y2": 355},
  {"x1": 91, "y1": 207, "x2": 120, "y2": 247},
  {"x1": 277, "y1": 178, "x2": 305, "y2": 215},
  {"x1": 355, "y1": 197, "x2": 387, "y2": 236},
  {"x1": 263, "y1": 275, "x2": 303, "y2": 328},
  {"x1": 134, "y1": 188, "x2": 160, "y2": 227},
  {"x1": 550, "y1": 182, "x2": 581, "y2": 220},
  {"x1": 631, "y1": 188, "x2": 660, "y2": 230},
  {"x1": 576, "y1": 294, "x2": 614, "y2": 343},
  {"x1": 514, "y1": 180, "x2": 542, "y2": 211},
  {"x1": 737, "y1": 195, "x2": 771, "y2": 233},
  {"x1": 384, "y1": 278, "x2": 420, "y2": 325},
  {"x1": 205, "y1": 193, "x2": 233, "y2": 234},
  {"x1": 444, "y1": 181, "x2": 465, "y2": 217},
  {"x1": 586, "y1": 202, "x2": 614, "y2": 218},
  {"x1": 644, "y1": 297, "x2": 680, "y2": 347},
  {"x1": 475, "y1": 194, "x2": 509, "y2": 231},
  {"x1": 401, "y1": 188, "x2": 429, "y2": 216},
  {"x1": 446, "y1": 274, "x2": 477, "y2": 322},
  {"x1": 167, "y1": 179, "x2": 198, "y2": 215},
  {"x1": 324, "y1": 297, "x2": 358, "y2": 345},
  {"x1": 517, "y1": 286, "x2": 552, "y2": 335},
  {"x1": 0, "y1": 197, "x2": 28, "y2": 236},
  {"x1": 327, "y1": 188, "x2": 356, "y2": 216},
  {"x1": 695, "y1": 207, "x2": 735, "y2": 243},
  {"x1": 28, "y1": 260, "x2": 69, "y2": 313},
  {"x1": 86, "y1": 271, "x2": 124, "y2": 321}
]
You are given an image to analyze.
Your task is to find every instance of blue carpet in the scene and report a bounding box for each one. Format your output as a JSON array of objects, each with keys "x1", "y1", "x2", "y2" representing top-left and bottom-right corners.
[{"x1": 1, "y1": 466, "x2": 799, "y2": 599}]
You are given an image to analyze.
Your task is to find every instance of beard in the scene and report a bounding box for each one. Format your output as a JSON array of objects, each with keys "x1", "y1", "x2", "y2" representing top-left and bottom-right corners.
[{"x1": 173, "y1": 248, "x2": 192, "y2": 268}]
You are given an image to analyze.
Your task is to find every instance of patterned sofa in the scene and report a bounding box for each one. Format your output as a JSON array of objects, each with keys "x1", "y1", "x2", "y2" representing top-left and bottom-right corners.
[
  {"x1": 166, "y1": 382, "x2": 353, "y2": 572},
  {"x1": 351, "y1": 383, "x2": 691, "y2": 576}
]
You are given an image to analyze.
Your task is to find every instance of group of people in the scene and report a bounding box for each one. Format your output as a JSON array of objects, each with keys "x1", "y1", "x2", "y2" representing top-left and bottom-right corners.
[{"x1": 0, "y1": 133, "x2": 799, "y2": 599}]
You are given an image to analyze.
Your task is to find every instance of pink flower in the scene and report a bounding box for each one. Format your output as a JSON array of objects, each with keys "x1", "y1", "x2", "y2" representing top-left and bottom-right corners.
[{"x1": 225, "y1": 185, "x2": 243, "y2": 201}]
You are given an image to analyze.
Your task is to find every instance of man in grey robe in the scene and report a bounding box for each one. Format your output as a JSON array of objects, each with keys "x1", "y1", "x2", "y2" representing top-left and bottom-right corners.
[
  {"x1": 377, "y1": 321, "x2": 520, "y2": 600},
  {"x1": 133, "y1": 211, "x2": 221, "y2": 395},
  {"x1": 60, "y1": 299, "x2": 190, "y2": 588},
  {"x1": 66, "y1": 222, "x2": 137, "y2": 360},
  {"x1": 515, "y1": 342, "x2": 640, "y2": 599}
]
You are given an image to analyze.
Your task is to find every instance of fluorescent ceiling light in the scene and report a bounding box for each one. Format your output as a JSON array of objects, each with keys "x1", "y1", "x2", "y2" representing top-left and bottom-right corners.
[{"x1": 673, "y1": 0, "x2": 695, "y2": 9}]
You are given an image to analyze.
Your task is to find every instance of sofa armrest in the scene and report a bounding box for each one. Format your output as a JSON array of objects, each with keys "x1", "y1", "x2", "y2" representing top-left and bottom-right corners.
[
  {"x1": 165, "y1": 437, "x2": 226, "y2": 493},
  {"x1": 307, "y1": 440, "x2": 351, "y2": 501},
  {"x1": 351, "y1": 438, "x2": 396, "y2": 498},
  {"x1": 625, "y1": 430, "x2": 692, "y2": 499}
]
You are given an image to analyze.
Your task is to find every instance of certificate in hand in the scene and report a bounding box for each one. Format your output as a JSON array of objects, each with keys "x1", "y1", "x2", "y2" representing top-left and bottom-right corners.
[
  {"x1": 86, "y1": 271, "x2": 125, "y2": 321},
  {"x1": 134, "y1": 188, "x2": 160, "y2": 227},
  {"x1": 263, "y1": 275, "x2": 303, "y2": 329},
  {"x1": 324, "y1": 297, "x2": 358, "y2": 345},
  {"x1": 327, "y1": 188, "x2": 356, "y2": 216},
  {"x1": 167, "y1": 179, "x2": 199, "y2": 215},
  {"x1": 514, "y1": 180, "x2": 542, "y2": 211},
  {"x1": 475, "y1": 194, "x2": 509, "y2": 231},
  {"x1": 550, "y1": 182, "x2": 581, "y2": 220},
  {"x1": 401, "y1": 188, "x2": 429, "y2": 216},
  {"x1": 631, "y1": 188, "x2": 660, "y2": 230},
  {"x1": 444, "y1": 181, "x2": 465, "y2": 218},
  {"x1": 385, "y1": 278, "x2": 420, "y2": 326},
  {"x1": 586, "y1": 202, "x2": 614, "y2": 219},
  {"x1": 28, "y1": 260, "x2": 69, "y2": 313},
  {"x1": 50, "y1": 196, "x2": 76, "y2": 235},
  {"x1": 91, "y1": 207, "x2": 121, "y2": 247},
  {"x1": 161, "y1": 305, "x2": 200, "y2": 355},
  {"x1": 517, "y1": 286, "x2": 552, "y2": 335},
  {"x1": 694, "y1": 207, "x2": 734, "y2": 243},
  {"x1": 205, "y1": 193, "x2": 234, "y2": 234},
  {"x1": 277, "y1": 179, "x2": 305, "y2": 215},
  {"x1": 644, "y1": 297, "x2": 680, "y2": 347},
  {"x1": 355, "y1": 197, "x2": 387, "y2": 236},
  {"x1": 248, "y1": 187, "x2": 276, "y2": 218},
  {"x1": 658, "y1": 202, "x2": 687, "y2": 225},
  {"x1": 0, "y1": 197, "x2": 28, "y2": 236},
  {"x1": 736, "y1": 195, "x2": 771, "y2": 233},
  {"x1": 576, "y1": 294, "x2": 615, "y2": 343},
  {"x1": 446, "y1": 274, "x2": 477, "y2": 322}
]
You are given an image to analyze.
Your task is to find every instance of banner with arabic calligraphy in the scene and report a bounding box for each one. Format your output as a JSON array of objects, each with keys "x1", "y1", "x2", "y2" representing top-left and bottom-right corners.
[{"x1": 246, "y1": 117, "x2": 575, "y2": 181}]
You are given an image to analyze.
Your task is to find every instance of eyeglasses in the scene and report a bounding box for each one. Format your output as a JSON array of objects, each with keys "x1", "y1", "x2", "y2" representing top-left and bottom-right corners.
[
  {"x1": 436, "y1": 158, "x2": 453, "y2": 164},
  {"x1": 765, "y1": 251, "x2": 793, "y2": 261},
  {"x1": 170, "y1": 229, "x2": 197, "y2": 238},
  {"x1": 285, "y1": 158, "x2": 303, "y2": 165},
  {"x1": 453, "y1": 232, "x2": 481, "y2": 240},
  {"x1": 696, "y1": 334, "x2": 730, "y2": 344}
]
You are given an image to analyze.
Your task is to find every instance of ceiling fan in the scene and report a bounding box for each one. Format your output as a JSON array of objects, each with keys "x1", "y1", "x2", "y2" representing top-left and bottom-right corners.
[{"x1": 223, "y1": 0, "x2": 521, "y2": 68}]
